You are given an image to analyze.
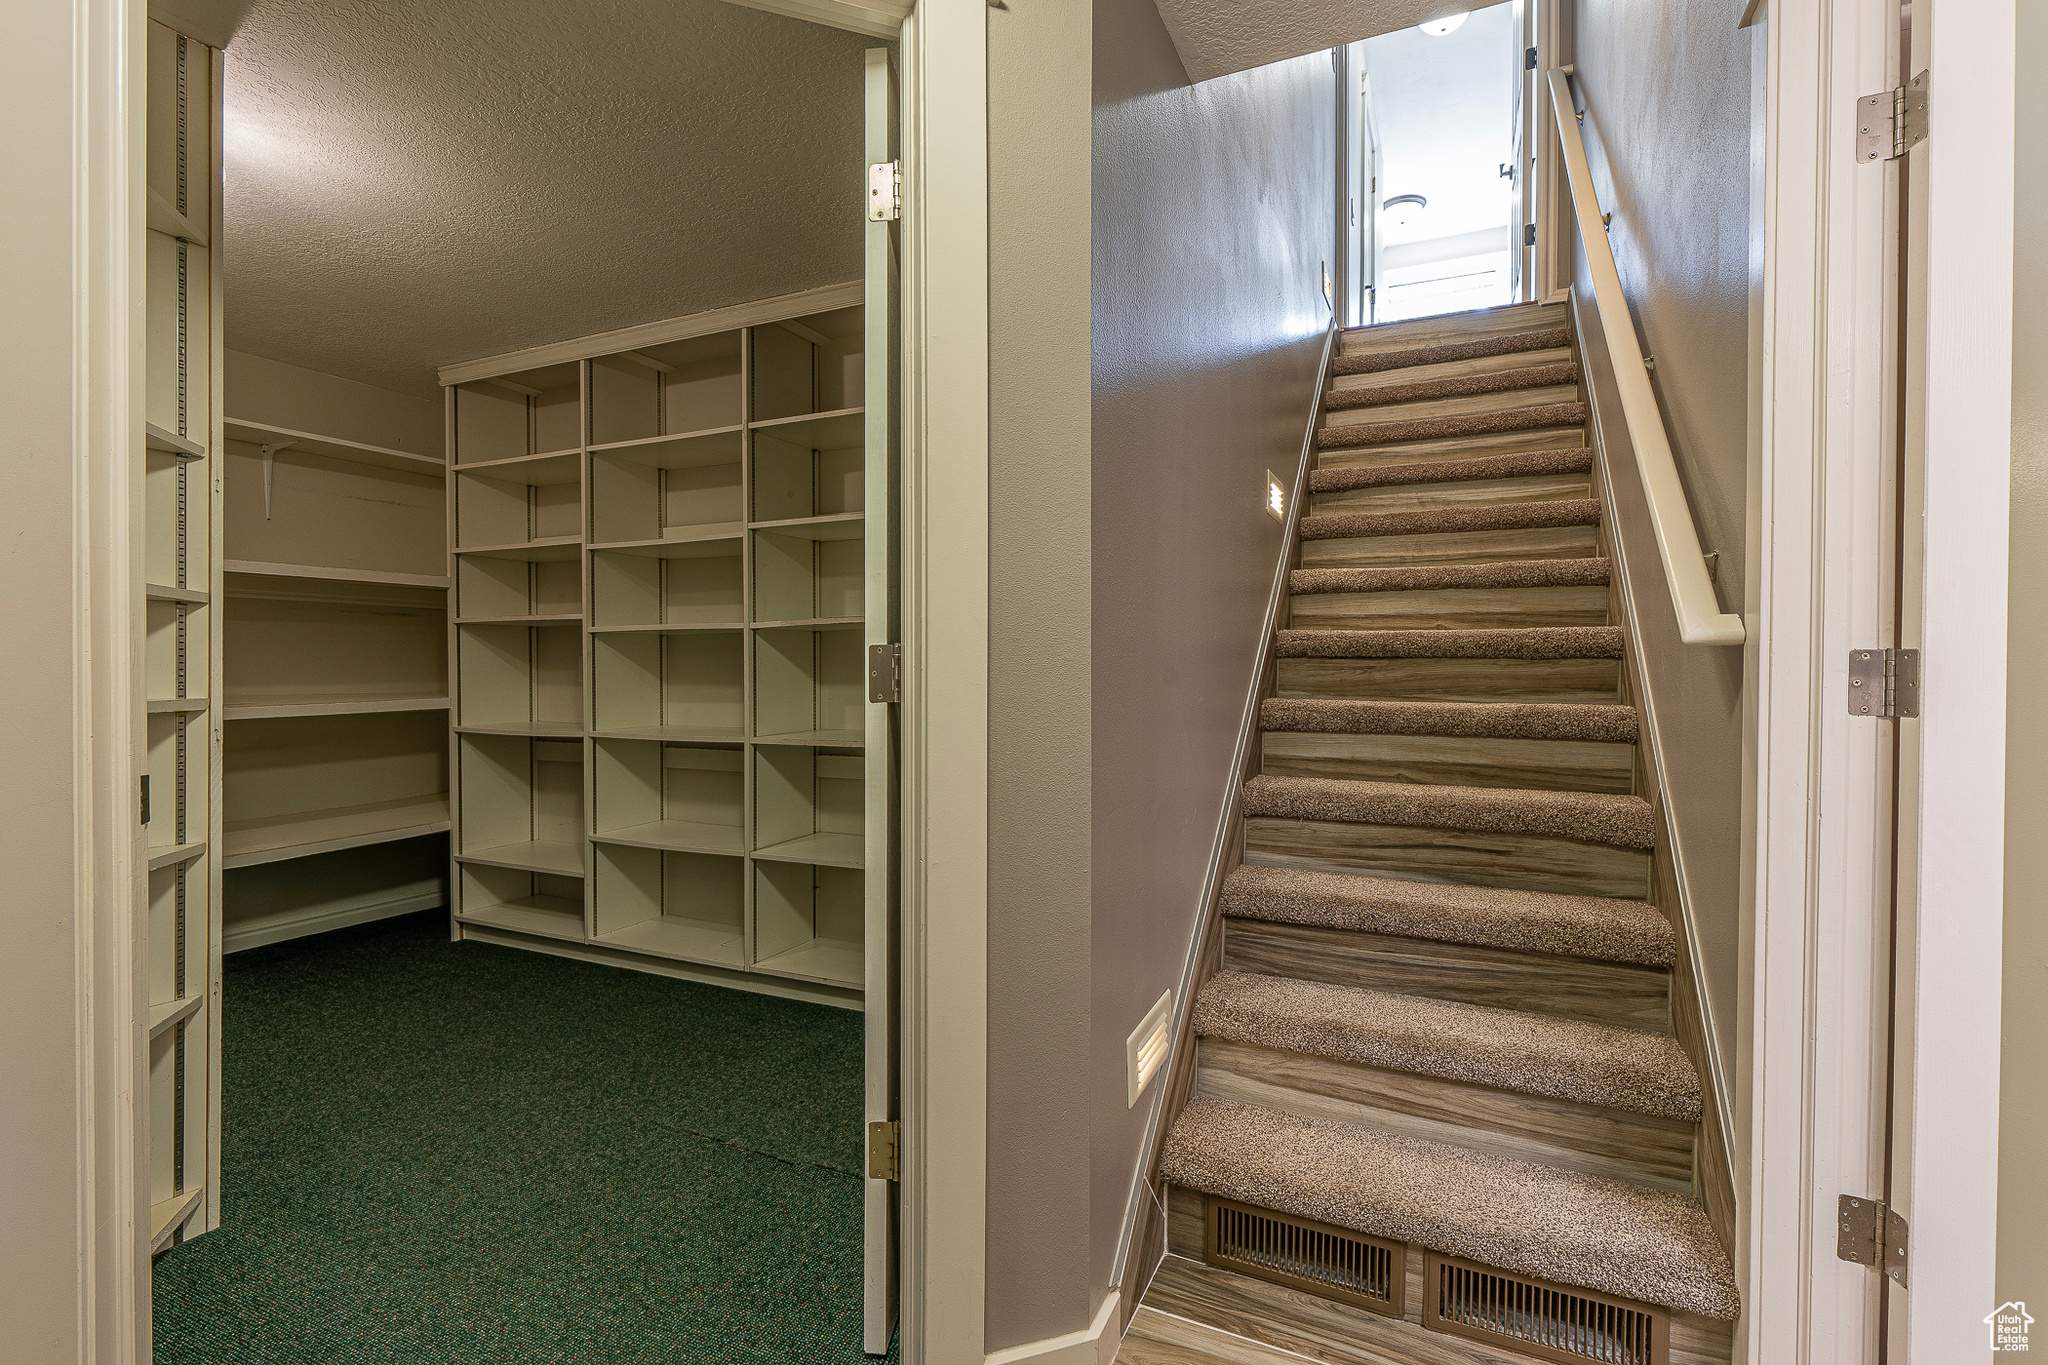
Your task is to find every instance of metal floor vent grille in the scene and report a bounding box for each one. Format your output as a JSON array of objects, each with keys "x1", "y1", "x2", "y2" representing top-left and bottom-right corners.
[
  {"x1": 1202, "y1": 1197, "x2": 1404, "y2": 1317},
  {"x1": 1422, "y1": 1252, "x2": 1669, "y2": 1365}
]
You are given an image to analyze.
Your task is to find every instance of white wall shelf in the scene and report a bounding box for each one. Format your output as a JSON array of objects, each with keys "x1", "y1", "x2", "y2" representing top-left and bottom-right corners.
[
  {"x1": 224, "y1": 559, "x2": 451, "y2": 590},
  {"x1": 147, "y1": 697, "x2": 209, "y2": 714},
  {"x1": 148, "y1": 993, "x2": 206, "y2": 1038},
  {"x1": 224, "y1": 417, "x2": 444, "y2": 475},
  {"x1": 146, "y1": 421, "x2": 207, "y2": 458},
  {"x1": 223, "y1": 695, "x2": 450, "y2": 721},
  {"x1": 147, "y1": 582, "x2": 210, "y2": 604},
  {"x1": 147, "y1": 841, "x2": 207, "y2": 872},
  {"x1": 221, "y1": 795, "x2": 451, "y2": 869}
]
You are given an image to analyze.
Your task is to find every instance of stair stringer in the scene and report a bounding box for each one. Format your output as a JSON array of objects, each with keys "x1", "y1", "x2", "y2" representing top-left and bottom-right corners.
[
  {"x1": 1109, "y1": 320, "x2": 1339, "y2": 1322},
  {"x1": 1571, "y1": 284, "x2": 1742, "y2": 1258}
]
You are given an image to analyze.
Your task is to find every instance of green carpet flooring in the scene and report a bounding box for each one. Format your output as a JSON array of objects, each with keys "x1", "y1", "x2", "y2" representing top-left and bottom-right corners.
[{"x1": 152, "y1": 911, "x2": 889, "y2": 1364}]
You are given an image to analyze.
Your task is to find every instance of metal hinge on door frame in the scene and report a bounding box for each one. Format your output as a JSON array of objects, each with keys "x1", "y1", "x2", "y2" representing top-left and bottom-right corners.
[
  {"x1": 1838, "y1": 1195, "x2": 1910, "y2": 1287},
  {"x1": 1848, "y1": 648, "x2": 1921, "y2": 718},
  {"x1": 1855, "y1": 70, "x2": 1929, "y2": 163},
  {"x1": 867, "y1": 643, "x2": 901, "y2": 704},
  {"x1": 866, "y1": 160, "x2": 901, "y2": 222},
  {"x1": 867, "y1": 1120, "x2": 901, "y2": 1181}
]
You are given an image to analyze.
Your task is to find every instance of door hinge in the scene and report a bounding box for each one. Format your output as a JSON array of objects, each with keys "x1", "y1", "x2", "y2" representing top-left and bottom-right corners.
[
  {"x1": 1525, "y1": 46, "x2": 1538, "y2": 70},
  {"x1": 867, "y1": 1119, "x2": 901, "y2": 1181},
  {"x1": 1856, "y1": 70, "x2": 1929, "y2": 163},
  {"x1": 867, "y1": 642, "x2": 901, "y2": 704},
  {"x1": 1523, "y1": 223, "x2": 1537, "y2": 247},
  {"x1": 1848, "y1": 648, "x2": 1920, "y2": 718},
  {"x1": 1837, "y1": 1195, "x2": 1910, "y2": 1287},
  {"x1": 866, "y1": 160, "x2": 902, "y2": 221},
  {"x1": 139, "y1": 775, "x2": 152, "y2": 825}
]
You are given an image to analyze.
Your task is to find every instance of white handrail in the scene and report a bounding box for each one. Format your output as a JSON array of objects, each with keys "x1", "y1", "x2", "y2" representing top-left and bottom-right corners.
[{"x1": 1545, "y1": 68, "x2": 1745, "y2": 646}]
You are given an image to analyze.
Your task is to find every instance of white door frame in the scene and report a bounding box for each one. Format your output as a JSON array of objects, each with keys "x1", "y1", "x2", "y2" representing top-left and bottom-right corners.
[
  {"x1": 1744, "y1": 0, "x2": 2011, "y2": 1359},
  {"x1": 30, "y1": 0, "x2": 992, "y2": 1359}
]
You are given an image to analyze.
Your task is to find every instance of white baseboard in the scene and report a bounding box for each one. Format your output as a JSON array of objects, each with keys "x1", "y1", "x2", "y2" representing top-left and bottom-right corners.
[{"x1": 984, "y1": 1290, "x2": 1122, "y2": 1365}]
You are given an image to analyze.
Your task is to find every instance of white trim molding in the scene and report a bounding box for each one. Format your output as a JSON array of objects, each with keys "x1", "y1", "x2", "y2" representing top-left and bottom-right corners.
[{"x1": 983, "y1": 1291, "x2": 1122, "y2": 1365}]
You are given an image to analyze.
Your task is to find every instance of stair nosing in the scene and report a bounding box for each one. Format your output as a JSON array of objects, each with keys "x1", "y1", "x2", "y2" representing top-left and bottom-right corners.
[{"x1": 1242, "y1": 774, "x2": 1656, "y2": 852}]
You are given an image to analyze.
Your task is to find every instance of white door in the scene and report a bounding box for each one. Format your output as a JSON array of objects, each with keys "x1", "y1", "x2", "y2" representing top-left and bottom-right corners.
[
  {"x1": 861, "y1": 44, "x2": 902, "y2": 1359},
  {"x1": 1508, "y1": 0, "x2": 1530, "y2": 301},
  {"x1": 1362, "y1": 71, "x2": 1384, "y2": 324}
]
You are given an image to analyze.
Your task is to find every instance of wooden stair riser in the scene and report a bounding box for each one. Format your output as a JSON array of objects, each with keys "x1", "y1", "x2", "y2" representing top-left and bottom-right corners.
[
  {"x1": 1275, "y1": 656, "x2": 1622, "y2": 706},
  {"x1": 1243, "y1": 821, "x2": 1652, "y2": 900},
  {"x1": 1316, "y1": 428, "x2": 1588, "y2": 472},
  {"x1": 1197, "y1": 1037, "x2": 1696, "y2": 1194},
  {"x1": 1260, "y1": 731, "x2": 1636, "y2": 795},
  {"x1": 1300, "y1": 525, "x2": 1600, "y2": 569},
  {"x1": 1339, "y1": 304, "x2": 1569, "y2": 358},
  {"x1": 1322, "y1": 385, "x2": 1582, "y2": 435},
  {"x1": 1330, "y1": 347, "x2": 1575, "y2": 397},
  {"x1": 1310, "y1": 473, "x2": 1593, "y2": 518},
  {"x1": 1288, "y1": 586, "x2": 1612, "y2": 632},
  {"x1": 1223, "y1": 918, "x2": 1671, "y2": 1032}
]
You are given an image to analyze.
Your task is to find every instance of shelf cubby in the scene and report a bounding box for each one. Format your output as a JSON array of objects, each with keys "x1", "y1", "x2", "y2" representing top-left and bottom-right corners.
[
  {"x1": 222, "y1": 432, "x2": 446, "y2": 582},
  {"x1": 590, "y1": 629, "x2": 745, "y2": 741},
  {"x1": 751, "y1": 860, "x2": 864, "y2": 988},
  {"x1": 455, "y1": 622, "x2": 583, "y2": 735},
  {"x1": 591, "y1": 540, "x2": 744, "y2": 629},
  {"x1": 752, "y1": 525, "x2": 862, "y2": 626},
  {"x1": 590, "y1": 428, "x2": 745, "y2": 546},
  {"x1": 456, "y1": 862, "x2": 586, "y2": 942},
  {"x1": 224, "y1": 575, "x2": 448, "y2": 716},
  {"x1": 752, "y1": 625, "x2": 864, "y2": 745},
  {"x1": 456, "y1": 552, "x2": 581, "y2": 623},
  {"x1": 749, "y1": 415, "x2": 864, "y2": 526},
  {"x1": 588, "y1": 332, "x2": 744, "y2": 446},
  {"x1": 591, "y1": 844, "x2": 745, "y2": 967},
  {"x1": 455, "y1": 734, "x2": 585, "y2": 876},
  {"x1": 752, "y1": 746, "x2": 864, "y2": 867},
  {"x1": 454, "y1": 452, "x2": 581, "y2": 555},
  {"x1": 145, "y1": 595, "x2": 212, "y2": 704},
  {"x1": 749, "y1": 308, "x2": 865, "y2": 423},
  {"x1": 592, "y1": 739, "x2": 744, "y2": 855},
  {"x1": 222, "y1": 711, "x2": 449, "y2": 868},
  {"x1": 451, "y1": 362, "x2": 581, "y2": 465}
]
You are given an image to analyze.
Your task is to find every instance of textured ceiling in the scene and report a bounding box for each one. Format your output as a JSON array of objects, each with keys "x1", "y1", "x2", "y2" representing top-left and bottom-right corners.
[
  {"x1": 220, "y1": 0, "x2": 876, "y2": 398},
  {"x1": 1151, "y1": 0, "x2": 1475, "y2": 84}
]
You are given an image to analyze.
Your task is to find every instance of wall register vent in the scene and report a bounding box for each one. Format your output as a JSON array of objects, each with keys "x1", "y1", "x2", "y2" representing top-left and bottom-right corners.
[
  {"x1": 1202, "y1": 1198, "x2": 1404, "y2": 1317},
  {"x1": 1423, "y1": 1251, "x2": 1669, "y2": 1365}
]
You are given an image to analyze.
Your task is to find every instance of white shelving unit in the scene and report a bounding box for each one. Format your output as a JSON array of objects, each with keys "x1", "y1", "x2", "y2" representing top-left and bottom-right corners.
[
  {"x1": 140, "y1": 18, "x2": 224, "y2": 1253},
  {"x1": 443, "y1": 289, "x2": 885, "y2": 1009},
  {"x1": 219, "y1": 352, "x2": 451, "y2": 954}
]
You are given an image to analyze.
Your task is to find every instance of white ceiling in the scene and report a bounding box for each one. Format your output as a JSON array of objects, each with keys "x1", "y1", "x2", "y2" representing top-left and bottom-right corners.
[
  {"x1": 214, "y1": 0, "x2": 877, "y2": 399},
  {"x1": 1149, "y1": 0, "x2": 1478, "y2": 84},
  {"x1": 1364, "y1": 1, "x2": 1518, "y2": 248}
]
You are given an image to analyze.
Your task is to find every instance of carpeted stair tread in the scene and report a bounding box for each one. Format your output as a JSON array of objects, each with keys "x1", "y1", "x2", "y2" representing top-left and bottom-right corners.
[
  {"x1": 1308, "y1": 446, "x2": 1592, "y2": 494},
  {"x1": 1319, "y1": 402, "x2": 1588, "y2": 451},
  {"x1": 1160, "y1": 1095, "x2": 1739, "y2": 1318},
  {"x1": 1300, "y1": 498, "x2": 1600, "y2": 543},
  {"x1": 1242, "y1": 775, "x2": 1655, "y2": 851},
  {"x1": 1325, "y1": 361, "x2": 1580, "y2": 412},
  {"x1": 1261, "y1": 698, "x2": 1639, "y2": 744},
  {"x1": 1221, "y1": 865, "x2": 1674, "y2": 966},
  {"x1": 1290, "y1": 558, "x2": 1610, "y2": 597},
  {"x1": 1195, "y1": 970, "x2": 1700, "y2": 1120},
  {"x1": 1275, "y1": 626, "x2": 1625, "y2": 660},
  {"x1": 1331, "y1": 326, "x2": 1572, "y2": 377}
]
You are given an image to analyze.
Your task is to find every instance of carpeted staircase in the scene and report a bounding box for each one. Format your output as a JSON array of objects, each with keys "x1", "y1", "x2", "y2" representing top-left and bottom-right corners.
[{"x1": 1119, "y1": 304, "x2": 1738, "y2": 1365}]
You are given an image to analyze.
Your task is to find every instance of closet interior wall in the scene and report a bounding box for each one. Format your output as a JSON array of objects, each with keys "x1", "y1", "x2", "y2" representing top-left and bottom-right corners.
[
  {"x1": 219, "y1": 351, "x2": 450, "y2": 953},
  {"x1": 443, "y1": 287, "x2": 877, "y2": 1010},
  {"x1": 141, "y1": 17, "x2": 224, "y2": 1251}
]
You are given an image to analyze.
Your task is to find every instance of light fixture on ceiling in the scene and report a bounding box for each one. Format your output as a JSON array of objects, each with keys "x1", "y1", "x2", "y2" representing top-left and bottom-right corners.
[
  {"x1": 1382, "y1": 193, "x2": 1427, "y2": 231},
  {"x1": 1419, "y1": 11, "x2": 1469, "y2": 35}
]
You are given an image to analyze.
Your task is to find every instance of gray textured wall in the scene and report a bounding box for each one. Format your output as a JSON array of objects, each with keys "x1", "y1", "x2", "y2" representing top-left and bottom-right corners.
[
  {"x1": 2000, "y1": 0, "x2": 2047, "y2": 1309},
  {"x1": 1090, "y1": 0, "x2": 1335, "y2": 1321},
  {"x1": 1569, "y1": 0, "x2": 1751, "y2": 1075}
]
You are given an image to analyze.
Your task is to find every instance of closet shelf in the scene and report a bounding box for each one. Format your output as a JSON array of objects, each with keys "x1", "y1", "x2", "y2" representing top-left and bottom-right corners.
[
  {"x1": 145, "y1": 422, "x2": 207, "y2": 459},
  {"x1": 596, "y1": 916, "x2": 744, "y2": 969},
  {"x1": 748, "y1": 407, "x2": 865, "y2": 449},
  {"x1": 148, "y1": 841, "x2": 207, "y2": 872},
  {"x1": 748, "y1": 512, "x2": 865, "y2": 542},
  {"x1": 147, "y1": 582, "x2": 210, "y2": 605},
  {"x1": 150, "y1": 1186, "x2": 207, "y2": 1253},
  {"x1": 591, "y1": 725, "x2": 746, "y2": 744},
  {"x1": 752, "y1": 832, "x2": 865, "y2": 869},
  {"x1": 590, "y1": 528, "x2": 745, "y2": 557},
  {"x1": 455, "y1": 720, "x2": 583, "y2": 738},
  {"x1": 222, "y1": 694, "x2": 450, "y2": 721},
  {"x1": 456, "y1": 536, "x2": 584, "y2": 563},
  {"x1": 220, "y1": 795, "x2": 451, "y2": 869},
  {"x1": 224, "y1": 418, "x2": 444, "y2": 475},
  {"x1": 457, "y1": 895, "x2": 585, "y2": 942},
  {"x1": 148, "y1": 697, "x2": 208, "y2": 714},
  {"x1": 590, "y1": 424, "x2": 745, "y2": 460},
  {"x1": 452, "y1": 449, "x2": 581, "y2": 485},
  {"x1": 148, "y1": 993, "x2": 206, "y2": 1038},
  {"x1": 749, "y1": 617, "x2": 862, "y2": 632},
  {"x1": 595, "y1": 821, "x2": 745, "y2": 857},
  {"x1": 454, "y1": 613, "x2": 585, "y2": 626},
  {"x1": 146, "y1": 186, "x2": 205, "y2": 245},
  {"x1": 224, "y1": 559, "x2": 451, "y2": 590},
  {"x1": 457, "y1": 840, "x2": 585, "y2": 877},
  {"x1": 751, "y1": 938, "x2": 864, "y2": 990},
  {"x1": 589, "y1": 622, "x2": 743, "y2": 635},
  {"x1": 751, "y1": 730, "x2": 865, "y2": 749}
]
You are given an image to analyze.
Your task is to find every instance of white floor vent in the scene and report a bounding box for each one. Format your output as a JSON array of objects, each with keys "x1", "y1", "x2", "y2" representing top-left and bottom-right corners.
[
  {"x1": 1423, "y1": 1251, "x2": 1669, "y2": 1365},
  {"x1": 1125, "y1": 991, "x2": 1172, "y2": 1106}
]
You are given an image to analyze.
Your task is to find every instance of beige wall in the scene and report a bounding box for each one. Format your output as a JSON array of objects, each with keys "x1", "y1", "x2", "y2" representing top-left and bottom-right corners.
[
  {"x1": 1568, "y1": 0, "x2": 1751, "y2": 1078},
  {"x1": 1998, "y1": 0, "x2": 2047, "y2": 1309},
  {"x1": 225, "y1": 349, "x2": 442, "y2": 455}
]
